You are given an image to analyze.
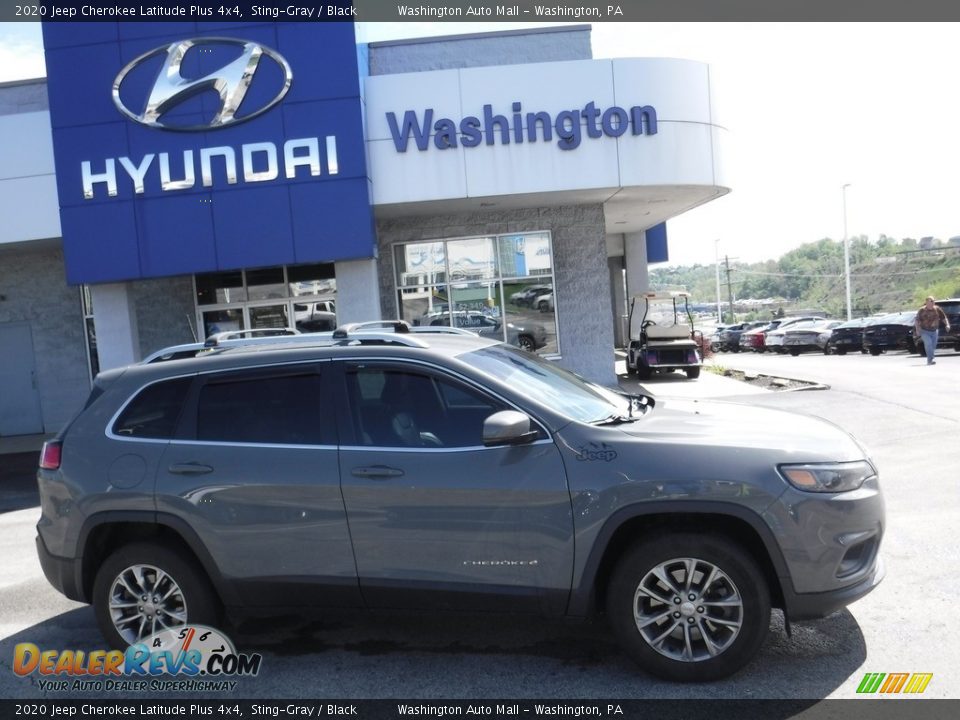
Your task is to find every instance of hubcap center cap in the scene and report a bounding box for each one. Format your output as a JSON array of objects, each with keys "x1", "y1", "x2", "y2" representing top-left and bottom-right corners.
[{"x1": 680, "y1": 601, "x2": 697, "y2": 617}]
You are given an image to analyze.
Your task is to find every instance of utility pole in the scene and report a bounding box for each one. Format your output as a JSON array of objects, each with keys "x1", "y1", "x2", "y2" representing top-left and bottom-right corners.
[
  {"x1": 724, "y1": 255, "x2": 736, "y2": 324},
  {"x1": 714, "y1": 239, "x2": 723, "y2": 323},
  {"x1": 842, "y1": 183, "x2": 852, "y2": 320}
]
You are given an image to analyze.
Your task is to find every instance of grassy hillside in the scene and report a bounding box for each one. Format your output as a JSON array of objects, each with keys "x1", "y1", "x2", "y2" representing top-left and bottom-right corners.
[{"x1": 650, "y1": 237, "x2": 960, "y2": 319}]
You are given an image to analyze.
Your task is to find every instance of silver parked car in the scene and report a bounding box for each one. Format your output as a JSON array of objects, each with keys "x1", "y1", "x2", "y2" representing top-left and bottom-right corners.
[{"x1": 37, "y1": 324, "x2": 883, "y2": 681}]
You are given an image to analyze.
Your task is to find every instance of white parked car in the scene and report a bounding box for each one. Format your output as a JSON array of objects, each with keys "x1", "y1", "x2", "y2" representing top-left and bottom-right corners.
[{"x1": 764, "y1": 316, "x2": 826, "y2": 353}]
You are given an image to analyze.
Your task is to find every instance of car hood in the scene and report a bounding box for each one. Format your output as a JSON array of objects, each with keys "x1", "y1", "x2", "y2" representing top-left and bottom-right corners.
[{"x1": 613, "y1": 398, "x2": 867, "y2": 462}]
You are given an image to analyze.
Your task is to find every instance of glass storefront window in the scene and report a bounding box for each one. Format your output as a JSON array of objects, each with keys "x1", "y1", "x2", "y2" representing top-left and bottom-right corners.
[
  {"x1": 395, "y1": 242, "x2": 447, "y2": 287},
  {"x1": 395, "y1": 232, "x2": 558, "y2": 356},
  {"x1": 193, "y1": 265, "x2": 338, "y2": 340},
  {"x1": 447, "y1": 237, "x2": 497, "y2": 282},
  {"x1": 202, "y1": 308, "x2": 243, "y2": 337},
  {"x1": 288, "y1": 263, "x2": 336, "y2": 297},
  {"x1": 79, "y1": 286, "x2": 98, "y2": 384},
  {"x1": 196, "y1": 271, "x2": 245, "y2": 305},
  {"x1": 498, "y1": 232, "x2": 552, "y2": 279},
  {"x1": 246, "y1": 267, "x2": 286, "y2": 301}
]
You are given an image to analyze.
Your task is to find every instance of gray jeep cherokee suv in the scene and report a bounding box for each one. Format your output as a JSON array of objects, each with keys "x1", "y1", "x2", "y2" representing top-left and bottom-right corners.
[{"x1": 36, "y1": 325, "x2": 884, "y2": 681}]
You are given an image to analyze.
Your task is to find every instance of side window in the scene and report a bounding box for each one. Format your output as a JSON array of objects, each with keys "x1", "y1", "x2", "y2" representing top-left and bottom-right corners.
[
  {"x1": 113, "y1": 377, "x2": 192, "y2": 439},
  {"x1": 345, "y1": 367, "x2": 506, "y2": 448},
  {"x1": 197, "y1": 372, "x2": 325, "y2": 445}
]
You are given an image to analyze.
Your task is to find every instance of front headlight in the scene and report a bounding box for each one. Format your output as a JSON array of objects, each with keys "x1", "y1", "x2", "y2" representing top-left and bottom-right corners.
[{"x1": 778, "y1": 460, "x2": 876, "y2": 493}]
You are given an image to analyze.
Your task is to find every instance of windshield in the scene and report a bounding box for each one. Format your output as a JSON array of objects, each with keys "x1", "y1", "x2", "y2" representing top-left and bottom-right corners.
[
  {"x1": 463, "y1": 345, "x2": 628, "y2": 423},
  {"x1": 644, "y1": 299, "x2": 679, "y2": 327}
]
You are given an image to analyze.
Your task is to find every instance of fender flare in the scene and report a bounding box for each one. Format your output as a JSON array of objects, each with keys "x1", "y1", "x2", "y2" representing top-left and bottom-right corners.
[{"x1": 568, "y1": 500, "x2": 793, "y2": 616}]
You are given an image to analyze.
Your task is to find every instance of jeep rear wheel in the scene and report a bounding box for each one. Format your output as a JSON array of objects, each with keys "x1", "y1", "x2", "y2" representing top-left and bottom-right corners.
[
  {"x1": 606, "y1": 533, "x2": 770, "y2": 682},
  {"x1": 93, "y1": 542, "x2": 220, "y2": 648}
]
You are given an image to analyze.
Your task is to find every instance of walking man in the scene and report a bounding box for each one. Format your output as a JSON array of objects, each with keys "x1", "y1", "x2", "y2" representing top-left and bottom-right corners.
[{"x1": 915, "y1": 296, "x2": 950, "y2": 365}]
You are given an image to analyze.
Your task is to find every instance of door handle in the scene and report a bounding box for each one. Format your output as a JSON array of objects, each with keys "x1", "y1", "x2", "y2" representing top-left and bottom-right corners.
[
  {"x1": 351, "y1": 465, "x2": 404, "y2": 479},
  {"x1": 168, "y1": 463, "x2": 214, "y2": 476}
]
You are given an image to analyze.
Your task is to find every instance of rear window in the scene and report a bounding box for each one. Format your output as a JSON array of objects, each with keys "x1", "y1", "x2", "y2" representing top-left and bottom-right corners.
[
  {"x1": 197, "y1": 372, "x2": 326, "y2": 445},
  {"x1": 113, "y1": 377, "x2": 192, "y2": 439}
]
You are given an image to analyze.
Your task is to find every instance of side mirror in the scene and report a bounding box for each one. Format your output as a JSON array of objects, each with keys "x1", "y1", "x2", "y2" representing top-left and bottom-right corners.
[{"x1": 482, "y1": 410, "x2": 539, "y2": 447}]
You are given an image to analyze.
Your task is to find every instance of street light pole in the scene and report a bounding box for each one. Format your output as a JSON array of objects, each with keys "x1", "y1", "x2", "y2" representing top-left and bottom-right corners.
[
  {"x1": 842, "y1": 183, "x2": 852, "y2": 320},
  {"x1": 714, "y1": 239, "x2": 723, "y2": 323}
]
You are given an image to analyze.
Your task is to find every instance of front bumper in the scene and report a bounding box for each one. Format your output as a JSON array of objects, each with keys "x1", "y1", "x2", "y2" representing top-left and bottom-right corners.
[
  {"x1": 783, "y1": 553, "x2": 885, "y2": 620},
  {"x1": 764, "y1": 477, "x2": 885, "y2": 619}
]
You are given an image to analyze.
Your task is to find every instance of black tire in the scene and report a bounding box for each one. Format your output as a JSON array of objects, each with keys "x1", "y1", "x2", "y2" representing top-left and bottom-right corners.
[
  {"x1": 517, "y1": 335, "x2": 535, "y2": 352},
  {"x1": 538, "y1": 301, "x2": 549, "y2": 313},
  {"x1": 869, "y1": 347, "x2": 882, "y2": 356},
  {"x1": 835, "y1": 348, "x2": 847, "y2": 356},
  {"x1": 788, "y1": 348, "x2": 800, "y2": 356},
  {"x1": 685, "y1": 367, "x2": 701, "y2": 379},
  {"x1": 606, "y1": 533, "x2": 770, "y2": 682},
  {"x1": 636, "y1": 364, "x2": 653, "y2": 381},
  {"x1": 93, "y1": 541, "x2": 221, "y2": 649}
]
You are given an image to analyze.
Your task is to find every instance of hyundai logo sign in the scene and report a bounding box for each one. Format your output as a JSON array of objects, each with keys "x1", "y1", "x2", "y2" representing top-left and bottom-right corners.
[{"x1": 112, "y1": 38, "x2": 293, "y2": 131}]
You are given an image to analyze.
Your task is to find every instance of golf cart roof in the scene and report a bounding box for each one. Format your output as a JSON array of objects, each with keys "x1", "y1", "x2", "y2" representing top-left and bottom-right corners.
[{"x1": 632, "y1": 291, "x2": 691, "y2": 301}]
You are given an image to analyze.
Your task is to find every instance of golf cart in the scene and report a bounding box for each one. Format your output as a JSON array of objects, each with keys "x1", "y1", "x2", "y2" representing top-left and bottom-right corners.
[{"x1": 626, "y1": 291, "x2": 702, "y2": 380}]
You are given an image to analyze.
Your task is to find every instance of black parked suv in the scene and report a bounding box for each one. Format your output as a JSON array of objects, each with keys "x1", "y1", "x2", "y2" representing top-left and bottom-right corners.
[
  {"x1": 920, "y1": 298, "x2": 960, "y2": 352},
  {"x1": 862, "y1": 311, "x2": 917, "y2": 355},
  {"x1": 36, "y1": 323, "x2": 884, "y2": 681}
]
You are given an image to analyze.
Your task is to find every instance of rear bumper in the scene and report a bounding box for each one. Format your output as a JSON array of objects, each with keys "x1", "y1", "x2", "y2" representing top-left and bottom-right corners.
[{"x1": 36, "y1": 533, "x2": 86, "y2": 603}]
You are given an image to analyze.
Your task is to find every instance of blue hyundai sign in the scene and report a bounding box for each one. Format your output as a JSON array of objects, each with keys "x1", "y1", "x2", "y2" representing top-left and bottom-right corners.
[{"x1": 42, "y1": 22, "x2": 375, "y2": 285}]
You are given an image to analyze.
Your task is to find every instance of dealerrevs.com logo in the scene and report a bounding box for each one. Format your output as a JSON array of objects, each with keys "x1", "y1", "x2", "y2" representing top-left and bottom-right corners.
[{"x1": 13, "y1": 625, "x2": 261, "y2": 692}]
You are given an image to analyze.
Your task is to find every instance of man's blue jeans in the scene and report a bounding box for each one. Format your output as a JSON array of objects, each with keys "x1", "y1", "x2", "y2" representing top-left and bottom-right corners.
[{"x1": 919, "y1": 328, "x2": 939, "y2": 363}]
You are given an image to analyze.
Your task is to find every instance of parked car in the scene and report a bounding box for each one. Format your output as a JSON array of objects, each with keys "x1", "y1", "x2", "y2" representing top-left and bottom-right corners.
[
  {"x1": 294, "y1": 299, "x2": 336, "y2": 332},
  {"x1": 509, "y1": 284, "x2": 553, "y2": 308},
  {"x1": 36, "y1": 323, "x2": 885, "y2": 682},
  {"x1": 739, "y1": 321, "x2": 782, "y2": 353},
  {"x1": 535, "y1": 292, "x2": 554, "y2": 313},
  {"x1": 782, "y1": 320, "x2": 842, "y2": 356},
  {"x1": 765, "y1": 316, "x2": 828, "y2": 353},
  {"x1": 862, "y1": 311, "x2": 917, "y2": 355},
  {"x1": 824, "y1": 318, "x2": 869, "y2": 355},
  {"x1": 429, "y1": 310, "x2": 547, "y2": 351},
  {"x1": 716, "y1": 321, "x2": 767, "y2": 352}
]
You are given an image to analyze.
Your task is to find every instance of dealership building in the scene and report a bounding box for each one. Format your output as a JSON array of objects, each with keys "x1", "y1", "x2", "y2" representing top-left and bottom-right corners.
[{"x1": 0, "y1": 23, "x2": 729, "y2": 437}]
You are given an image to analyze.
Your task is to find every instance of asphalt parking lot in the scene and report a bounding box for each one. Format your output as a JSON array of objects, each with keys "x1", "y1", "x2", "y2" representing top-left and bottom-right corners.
[{"x1": 1, "y1": 347, "x2": 957, "y2": 700}]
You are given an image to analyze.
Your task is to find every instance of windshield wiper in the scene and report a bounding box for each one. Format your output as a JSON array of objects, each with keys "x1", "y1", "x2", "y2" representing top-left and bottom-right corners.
[{"x1": 594, "y1": 413, "x2": 638, "y2": 425}]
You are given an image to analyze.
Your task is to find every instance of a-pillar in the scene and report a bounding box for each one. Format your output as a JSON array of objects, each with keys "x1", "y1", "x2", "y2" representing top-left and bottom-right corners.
[
  {"x1": 90, "y1": 283, "x2": 141, "y2": 371},
  {"x1": 334, "y1": 258, "x2": 382, "y2": 324}
]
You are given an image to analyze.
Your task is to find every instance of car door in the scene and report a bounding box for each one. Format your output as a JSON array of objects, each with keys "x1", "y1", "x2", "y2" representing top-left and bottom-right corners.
[
  {"x1": 334, "y1": 359, "x2": 573, "y2": 615},
  {"x1": 155, "y1": 362, "x2": 360, "y2": 608}
]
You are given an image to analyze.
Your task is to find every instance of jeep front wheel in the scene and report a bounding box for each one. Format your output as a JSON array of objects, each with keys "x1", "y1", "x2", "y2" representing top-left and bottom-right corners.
[
  {"x1": 606, "y1": 533, "x2": 770, "y2": 682},
  {"x1": 93, "y1": 542, "x2": 220, "y2": 648}
]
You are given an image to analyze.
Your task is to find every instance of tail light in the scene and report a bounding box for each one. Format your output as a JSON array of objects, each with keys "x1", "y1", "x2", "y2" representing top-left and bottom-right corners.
[{"x1": 39, "y1": 441, "x2": 62, "y2": 471}]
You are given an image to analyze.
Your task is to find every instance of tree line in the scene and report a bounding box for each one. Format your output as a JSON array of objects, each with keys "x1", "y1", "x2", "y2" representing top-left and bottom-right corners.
[{"x1": 651, "y1": 236, "x2": 960, "y2": 319}]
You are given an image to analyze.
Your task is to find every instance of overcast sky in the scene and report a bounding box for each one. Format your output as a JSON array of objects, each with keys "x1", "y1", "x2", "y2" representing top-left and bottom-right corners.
[{"x1": 2, "y1": 21, "x2": 958, "y2": 267}]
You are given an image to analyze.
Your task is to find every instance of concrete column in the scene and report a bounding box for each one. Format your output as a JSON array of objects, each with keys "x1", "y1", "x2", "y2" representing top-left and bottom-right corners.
[
  {"x1": 90, "y1": 283, "x2": 141, "y2": 370},
  {"x1": 624, "y1": 230, "x2": 650, "y2": 300},
  {"x1": 608, "y1": 256, "x2": 626, "y2": 347},
  {"x1": 335, "y1": 258, "x2": 382, "y2": 324}
]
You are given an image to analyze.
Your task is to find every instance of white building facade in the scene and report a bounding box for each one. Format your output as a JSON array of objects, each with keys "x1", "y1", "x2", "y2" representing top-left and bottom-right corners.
[{"x1": 0, "y1": 24, "x2": 729, "y2": 437}]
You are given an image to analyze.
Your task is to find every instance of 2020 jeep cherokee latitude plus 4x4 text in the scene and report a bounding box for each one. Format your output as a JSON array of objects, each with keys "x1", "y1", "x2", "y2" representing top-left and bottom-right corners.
[{"x1": 36, "y1": 324, "x2": 884, "y2": 681}]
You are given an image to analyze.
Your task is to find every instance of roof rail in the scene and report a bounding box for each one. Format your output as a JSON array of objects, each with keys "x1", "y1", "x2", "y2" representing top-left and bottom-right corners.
[
  {"x1": 336, "y1": 321, "x2": 411, "y2": 335},
  {"x1": 343, "y1": 320, "x2": 477, "y2": 337},
  {"x1": 204, "y1": 327, "x2": 299, "y2": 347},
  {"x1": 332, "y1": 322, "x2": 430, "y2": 348}
]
